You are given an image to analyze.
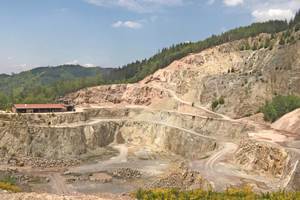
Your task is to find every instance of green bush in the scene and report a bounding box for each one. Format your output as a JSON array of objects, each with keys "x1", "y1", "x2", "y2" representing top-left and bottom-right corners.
[
  {"x1": 38, "y1": 114, "x2": 42, "y2": 118},
  {"x1": 295, "y1": 23, "x2": 300, "y2": 32},
  {"x1": 0, "y1": 181, "x2": 22, "y2": 193},
  {"x1": 260, "y1": 95, "x2": 300, "y2": 122},
  {"x1": 219, "y1": 96, "x2": 225, "y2": 105},
  {"x1": 212, "y1": 101, "x2": 219, "y2": 110},
  {"x1": 279, "y1": 36, "x2": 286, "y2": 45},
  {"x1": 3, "y1": 172, "x2": 16, "y2": 186}
]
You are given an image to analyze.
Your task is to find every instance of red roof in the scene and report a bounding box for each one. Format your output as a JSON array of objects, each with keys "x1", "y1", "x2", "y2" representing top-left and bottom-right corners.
[{"x1": 14, "y1": 104, "x2": 66, "y2": 109}]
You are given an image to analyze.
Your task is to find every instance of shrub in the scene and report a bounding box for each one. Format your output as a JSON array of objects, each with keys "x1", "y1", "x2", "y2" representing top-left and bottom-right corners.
[
  {"x1": 38, "y1": 114, "x2": 42, "y2": 118},
  {"x1": 231, "y1": 68, "x2": 235, "y2": 73},
  {"x1": 192, "y1": 102, "x2": 195, "y2": 107},
  {"x1": 2, "y1": 122, "x2": 5, "y2": 127},
  {"x1": 51, "y1": 110, "x2": 55, "y2": 117},
  {"x1": 261, "y1": 95, "x2": 300, "y2": 122},
  {"x1": 219, "y1": 96, "x2": 225, "y2": 105},
  {"x1": 3, "y1": 172, "x2": 16, "y2": 186},
  {"x1": 244, "y1": 113, "x2": 252, "y2": 117},
  {"x1": 251, "y1": 43, "x2": 257, "y2": 51},
  {"x1": 295, "y1": 23, "x2": 300, "y2": 32},
  {"x1": 212, "y1": 101, "x2": 219, "y2": 110},
  {"x1": 0, "y1": 181, "x2": 22, "y2": 193},
  {"x1": 279, "y1": 36, "x2": 285, "y2": 45}
]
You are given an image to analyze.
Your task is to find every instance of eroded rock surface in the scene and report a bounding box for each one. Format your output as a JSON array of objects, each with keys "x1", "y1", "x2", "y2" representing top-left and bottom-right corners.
[
  {"x1": 233, "y1": 140, "x2": 290, "y2": 179},
  {"x1": 151, "y1": 163, "x2": 210, "y2": 191}
]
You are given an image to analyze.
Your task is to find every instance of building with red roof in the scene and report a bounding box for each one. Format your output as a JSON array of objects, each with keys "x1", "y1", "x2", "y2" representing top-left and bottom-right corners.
[{"x1": 12, "y1": 104, "x2": 67, "y2": 113}]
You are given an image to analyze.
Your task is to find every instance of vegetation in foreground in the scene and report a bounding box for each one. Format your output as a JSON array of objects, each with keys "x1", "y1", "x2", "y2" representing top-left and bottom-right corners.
[
  {"x1": 0, "y1": 172, "x2": 22, "y2": 193},
  {"x1": 260, "y1": 95, "x2": 300, "y2": 122},
  {"x1": 132, "y1": 186, "x2": 300, "y2": 200}
]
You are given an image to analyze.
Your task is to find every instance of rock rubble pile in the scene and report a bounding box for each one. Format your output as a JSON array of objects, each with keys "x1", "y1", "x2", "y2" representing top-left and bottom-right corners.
[
  {"x1": 151, "y1": 163, "x2": 210, "y2": 191},
  {"x1": 112, "y1": 168, "x2": 142, "y2": 179},
  {"x1": 66, "y1": 176, "x2": 88, "y2": 184},
  {"x1": 0, "y1": 157, "x2": 81, "y2": 168}
]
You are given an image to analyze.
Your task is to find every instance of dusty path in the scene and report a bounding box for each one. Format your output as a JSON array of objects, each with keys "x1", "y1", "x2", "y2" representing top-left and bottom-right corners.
[
  {"x1": 70, "y1": 145, "x2": 128, "y2": 174},
  {"x1": 189, "y1": 142, "x2": 273, "y2": 192},
  {"x1": 148, "y1": 85, "x2": 232, "y2": 120},
  {"x1": 50, "y1": 173, "x2": 70, "y2": 195}
]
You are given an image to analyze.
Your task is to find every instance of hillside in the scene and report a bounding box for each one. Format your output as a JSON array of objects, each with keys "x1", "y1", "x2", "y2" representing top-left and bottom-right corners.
[
  {"x1": 0, "y1": 65, "x2": 113, "y2": 96},
  {"x1": 63, "y1": 28, "x2": 300, "y2": 119}
]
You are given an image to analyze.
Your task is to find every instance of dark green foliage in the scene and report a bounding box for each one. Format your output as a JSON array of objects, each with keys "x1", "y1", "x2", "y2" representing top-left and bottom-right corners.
[
  {"x1": 252, "y1": 43, "x2": 258, "y2": 51},
  {"x1": 264, "y1": 37, "x2": 270, "y2": 48},
  {"x1": 245, "y1": 42, "x2": 251, "y2": 50},
  {"x1": 0, "y1": 65, "x2": 112, "y2": 96},
  {"x1": 231, "y1": 68, "x2": 235, "y2": 73},
  {"x1": 219, "y1": 96, "x2": 225, "y2": 104},
  {"x1": 290, "y1": 36, "x2": 296, "y2": 44},
  {"x1": 3, "y1": 172, "x2": 16, "y2": 186},
  {"x1": 260, "y1": 95, "x2": 300, "y2": 122},
  {"x1": 228, "y1": 69, "x2": 230, "y2": 73},
  {"x1": 295, "y1": 23, "x2": 300, "y2": 32},
  {"x1": 279, "y1": 36, "x2": 286, "y2": 45},
  {"x1": 244, "y1": 113, "x2": 252, "y2": 117},
  {"x1": 212, "y1": 101, "x2": 219, "y2": 110}
]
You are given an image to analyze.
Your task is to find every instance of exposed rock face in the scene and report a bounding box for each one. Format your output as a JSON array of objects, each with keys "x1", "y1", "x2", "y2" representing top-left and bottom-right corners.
[
  {"x1": 0, "y1": 107, "x2": 250, "y2": 159},
  {"x1": 62, "y1": 31, "x2": 300, "y2": 118},
  {"x1": 64, "y1": 84, "x2": 168, "y2": 107},
  {"x1": 233, "y1": 140, "x2": 291, "y2": 179},
  {"x1": 151, "y1": 163, "x2": 210, "y2": 191}
]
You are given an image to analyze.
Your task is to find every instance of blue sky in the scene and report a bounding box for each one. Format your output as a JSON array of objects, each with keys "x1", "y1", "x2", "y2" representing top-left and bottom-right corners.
[{"x1": 0, "y1": 0, "x2": 299, "y2": 74}]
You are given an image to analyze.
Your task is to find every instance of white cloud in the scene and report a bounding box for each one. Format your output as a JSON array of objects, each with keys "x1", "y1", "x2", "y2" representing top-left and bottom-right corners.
[
  {"x1": 7, "y1": 57, "x2": 12, "y2": 60},
  {"x1": 223, "y1": 0, "x2": 243, "y2": 6},
  {"x1": 66, "y1": 60, "x2": 79, "y2": 65},
  {"x1": 221, "y1": 1, "x2": 300, "y2": 22},
  {"x1": 124, "y1": 21, "x2": 142, "y2": 28},
  {"x1": 112, "y1": 20, "x2": 146, "y2": 29},
  {"x1": 207, "y1": 0, "x2": 215, "y2": 5},
  {"x1": 84, "y1": 0, "x2": 182, "y2": 13},
  {"x1": 112, "y1": 21, "x2": 123, "y2": 27},
  {"x1": 85, "y1": 63, "x2": 95, "y2": 67},
  {"x1": 151, "y1": 16, "x2": 158, "y2": 21},
  {"x1": 20, "y1": 64, "x2": 26, "y2": 68},
  {"x1": 221, "y1": 27, "x2": 227, "y2": 32},
  {"x1": 53, "y1": 8, "x2": 69, "y2": 12},
  {"x1": 252, "y1": 9, "x2": 294, "y2": 22}
]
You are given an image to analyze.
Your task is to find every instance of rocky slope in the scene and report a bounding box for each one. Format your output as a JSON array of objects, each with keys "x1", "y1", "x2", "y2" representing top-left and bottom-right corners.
[
  {"x1": 271, "y1": 108, "x2": 300, "y2": 134},
  {"x1": 63, "y1": 30, "x2": 300, "y2": 118}
]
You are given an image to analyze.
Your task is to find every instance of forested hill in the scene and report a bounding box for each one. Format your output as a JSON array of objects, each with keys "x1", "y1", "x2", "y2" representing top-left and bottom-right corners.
[{"x1": 0, "y1": 65, "x2": 113, "y2": 95}]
